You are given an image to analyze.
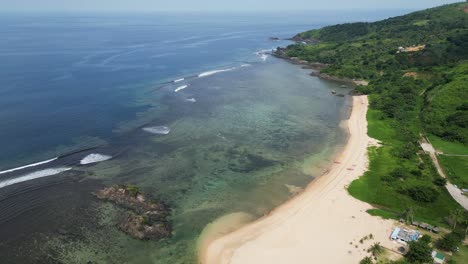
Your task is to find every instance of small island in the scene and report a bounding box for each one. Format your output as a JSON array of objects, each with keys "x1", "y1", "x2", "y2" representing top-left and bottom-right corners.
[{"x1": 94, "y1": 185, "x2": 171, "y2": 240}]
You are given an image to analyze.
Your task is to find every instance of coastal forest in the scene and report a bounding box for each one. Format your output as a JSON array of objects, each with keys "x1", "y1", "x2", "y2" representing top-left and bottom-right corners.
[{"x1": 283, "y1": 2, "x2": 467, "y2": 263}]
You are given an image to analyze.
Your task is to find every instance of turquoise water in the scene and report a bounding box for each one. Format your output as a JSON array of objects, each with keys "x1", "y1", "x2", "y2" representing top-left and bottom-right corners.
[
  {"x1": 39, "y1": 58, "x2": 351, "y2": 263},
  {"x1": 0, "y1": 11, "x2": 411, "y2": 263}
]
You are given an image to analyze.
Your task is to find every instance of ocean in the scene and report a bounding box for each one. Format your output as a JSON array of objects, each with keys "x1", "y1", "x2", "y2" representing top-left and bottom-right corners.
[{"x1": 0, "y1": 10, "x2": 410, "y2": 263}]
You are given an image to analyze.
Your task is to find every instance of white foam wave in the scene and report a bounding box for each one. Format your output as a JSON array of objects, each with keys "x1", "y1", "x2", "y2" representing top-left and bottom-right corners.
[
  {"x1": 143, "y1": 126, "x2": 171, "y2": 135},
  {"x1": 186, "y1": 98, "x2": 196, "y2": 103},
  {"x1": 240, "y1": 64, "x2": 251, "y2": 67},
  {"x1": 174, "y1": 85, "x2": 189, "y2": 92},
  {"x1": 255, "y1": 48, "x2": 277, "y2": 54},
  {"x1": 0, "y1": 167, "x2": 72, "y2": 189},
  {"x1": 80, "y1": 154, "x2": 112, "y2": 165},
  {"x1": 0, "y1": 157, "x2": 58, "y2": 175},
  {"x1": 198, "y1": 67, "x2": 235, "y2": 78},
  {"x1": 255, "y1": 48, "x2": 276, "y2": 62},
  {"x1": 173, "y1": 78, "x2": 185, "y2": 83}
]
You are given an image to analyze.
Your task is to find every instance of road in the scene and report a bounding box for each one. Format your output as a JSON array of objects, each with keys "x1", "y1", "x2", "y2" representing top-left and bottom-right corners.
[{"x1": 420, "y1": 138, "x2": 468, "y2": 210}]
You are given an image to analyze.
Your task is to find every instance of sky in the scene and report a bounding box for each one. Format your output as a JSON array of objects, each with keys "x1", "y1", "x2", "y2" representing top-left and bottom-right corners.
[{"x1": 0, "y1": 0, "x2": 462, "y2": 12}]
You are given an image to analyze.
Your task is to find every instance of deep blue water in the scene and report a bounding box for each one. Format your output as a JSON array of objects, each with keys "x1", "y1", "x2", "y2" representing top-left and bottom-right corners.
[{"x1": 0, "y1": 10, "x2": 411, "y2": 169}]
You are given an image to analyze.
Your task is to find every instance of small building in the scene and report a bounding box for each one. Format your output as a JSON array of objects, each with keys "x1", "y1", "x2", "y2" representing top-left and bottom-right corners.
[
  {"x1": 432, "y1": 251, "x2": 445, "y2": 264},
  {"x1": 391, "y1": 227, "x2": 401, "y2": 240},
  {"x1": 390, "y1": 227, "x2": 421, "y2": 243},
  {"x1": 412, "y1": 221, "x2": 419, "y2": 226}
]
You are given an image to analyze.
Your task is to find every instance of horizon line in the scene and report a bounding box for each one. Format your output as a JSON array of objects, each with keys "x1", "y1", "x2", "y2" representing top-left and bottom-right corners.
[{"x1": 0, "y1": 8, "x2": 418, "y2": 15}]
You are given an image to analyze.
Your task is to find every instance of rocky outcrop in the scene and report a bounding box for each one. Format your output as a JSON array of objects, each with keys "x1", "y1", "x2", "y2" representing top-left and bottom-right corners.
[
  {"x1": 95, "y1": 185, "x2": 171, "y2": 240},
  {"x1": 119, "y1": 214, "x2": 171, "y2": 240}
]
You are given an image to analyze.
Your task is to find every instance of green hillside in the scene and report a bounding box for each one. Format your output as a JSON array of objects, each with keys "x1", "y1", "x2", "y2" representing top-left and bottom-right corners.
[{"x1": 283, "y1": 3, "x2": 468, "y2": 263}]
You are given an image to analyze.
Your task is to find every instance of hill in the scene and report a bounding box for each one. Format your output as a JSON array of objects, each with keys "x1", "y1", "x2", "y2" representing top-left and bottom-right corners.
[{"x1": 281, "y1": 3, "x2": 468, "y2": 262}]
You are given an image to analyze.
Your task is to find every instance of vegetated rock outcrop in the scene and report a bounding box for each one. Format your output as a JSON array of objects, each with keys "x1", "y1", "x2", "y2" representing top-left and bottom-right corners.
[{"x1": 94, "y1": 185, "x2": 171, "y2": 240}]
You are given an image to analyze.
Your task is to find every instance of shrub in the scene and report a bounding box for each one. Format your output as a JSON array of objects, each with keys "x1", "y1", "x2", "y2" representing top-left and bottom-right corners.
[
  {"x1": 406, "y1": 186, "x2": 439, "y2": 202},
  {"x1": 436, "y1": 231, "x2": 464, "y2": 252},
  {"x1": 433, "y1": 177, "x2": 447, "y2": 186},
  {"x1": 383, "y1": 168, "x2": 410, "y2": 182},
  {"x1": 126, "y1": 185, "x2": 140, "y2": 198},
  {"x1": 142, "y1": 215, "x2": 150, "y2": 226}
]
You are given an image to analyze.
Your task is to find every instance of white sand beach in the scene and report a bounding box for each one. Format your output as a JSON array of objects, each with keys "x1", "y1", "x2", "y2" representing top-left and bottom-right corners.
[{"x1": 202, "y1": 95, "x2": 398, "y2": 264}]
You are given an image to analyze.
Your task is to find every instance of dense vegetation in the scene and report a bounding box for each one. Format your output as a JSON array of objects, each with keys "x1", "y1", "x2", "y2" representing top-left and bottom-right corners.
[
  {"x1": 285, "y1": 3, "x2": 468, "y2": 262},
  {"x1": 288, "y1": 3, "x2": 468, "y2": 146}
]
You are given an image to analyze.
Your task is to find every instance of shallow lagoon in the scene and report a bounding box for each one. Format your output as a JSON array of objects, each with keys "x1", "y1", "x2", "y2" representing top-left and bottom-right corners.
[{"x1": 34, "y1": 58, "x2": 351, "y2": 263}]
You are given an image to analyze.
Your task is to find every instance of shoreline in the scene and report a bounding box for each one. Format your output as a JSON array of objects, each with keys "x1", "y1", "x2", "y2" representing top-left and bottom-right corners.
[{"x1": 201, "y1": 95, "x2": 398, "y2": 264}]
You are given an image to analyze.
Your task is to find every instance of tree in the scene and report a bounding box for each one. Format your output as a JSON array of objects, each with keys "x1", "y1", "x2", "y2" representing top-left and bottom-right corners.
[
  {"x1": 433, "y1": 177, "x2": 446, "y2": 186},
  {"x1": 360, "y1": 256, "x2": 373, "y2": 264},
  {"x1": 436, "y1": 232, "x2": 463, "y2": 252},
  {"x1": 463, "y1": 212, "x2": 468, "y2": 236},
  {"x1": 405, "y1": 235, "x2": 433, "y2": 264},
  {"x1": 406, "y1": 186, "x2": 439, "y2": 203},
  {"x1": 368, "y1": 242, "x2": 384, "y2": 257},
  {"x1": 449, "y1": 209, "x2": 464, "y2": 230},
  {"x1": 403, "y1": 207, "x2": 415, "y2": 223}
]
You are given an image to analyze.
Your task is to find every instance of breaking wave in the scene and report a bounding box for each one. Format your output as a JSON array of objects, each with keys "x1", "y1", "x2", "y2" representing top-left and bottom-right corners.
[
  {"x1": 142, "y1": 126, "x2": 171, "y2": 135},
  {"x1": 174, "y1": 85, "x2": 189, "y2": 92},
  {"x1": 173, "y1": 78, "x2": 185, "y2": 83},
  {"x1": 80, "y1": 154, "x2": 112, "y2": 165},
  {"x1": 186, "y1": 98, "x2": 196, "y2": 103},
  {"x1": 198, "y1": 67, "x2": 235, "y2": 78},
  {"x1": 0, "y1": 167, "x2": 72, "y2": 189},
  {"x1": 0, "y1": 157, "x2": 58, "y2": 175},
  {"x1": 255, "y1": 48, "x2": 277, "y2": 62}
]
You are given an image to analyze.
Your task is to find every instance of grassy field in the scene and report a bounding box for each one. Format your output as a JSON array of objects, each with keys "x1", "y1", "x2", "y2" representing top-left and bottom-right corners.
[
  {"x1": 450, "y1": 244, "x2": 468, "y2": 264},
  {"x1": 438, "y1": 155, "x2": 468, "y2": 189},
  {"x1": 349, "y1": 147, "x2": 460, "y2": 226},
  {"x1": 428, "y1": 135, "x2": 468, "y2": 155},
  {"x1": 348, "y1": 105, "x2": 463, "y2": 226},
  {"x1": 367, "y1": 108, "x2": 399, "y2": 146}
]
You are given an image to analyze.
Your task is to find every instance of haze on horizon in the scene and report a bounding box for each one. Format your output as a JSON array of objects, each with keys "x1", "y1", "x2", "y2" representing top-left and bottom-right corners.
[{"x1": 0, "y1": 0, "x2": 462, "y2": 13}]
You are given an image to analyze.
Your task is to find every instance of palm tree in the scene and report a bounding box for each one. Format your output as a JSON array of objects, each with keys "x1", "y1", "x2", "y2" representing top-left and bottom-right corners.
[
  {"x1": 449, "y1": 209, "x2": 464, "y2": 230},
  {"x1": 462, "y1": 212, "x2": 468, "y2": 236},
  {"x1": 368, "y1": 242, "x2": 383, "y2": 257},
  {"x1": 360, "y1": 256, "x2": 373, "y2": 264},
  {"x1": 403, "y1": 207, "x2": 415, "y2": 223}
]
